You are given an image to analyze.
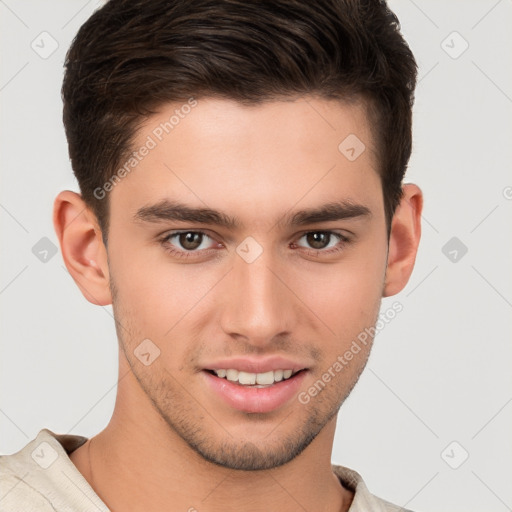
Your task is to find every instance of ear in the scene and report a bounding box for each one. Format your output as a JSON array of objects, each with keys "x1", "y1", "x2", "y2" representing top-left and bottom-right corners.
[
  {"x1": 383, "y1": 183, "x2": 423, "y2": 297},
  {"x1": 53, "y1": 190, "x2": 112, "y2": 306}
]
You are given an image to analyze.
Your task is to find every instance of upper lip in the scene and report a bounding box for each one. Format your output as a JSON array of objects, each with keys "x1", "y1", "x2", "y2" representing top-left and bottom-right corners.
[{"x1": 203, "y1": 356, "x2": 309, "y2": 374}]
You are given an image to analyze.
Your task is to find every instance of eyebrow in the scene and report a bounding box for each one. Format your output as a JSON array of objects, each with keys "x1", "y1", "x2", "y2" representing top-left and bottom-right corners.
[{"x1": 133, "y1": 199, "x2": 371, "y2": 229}]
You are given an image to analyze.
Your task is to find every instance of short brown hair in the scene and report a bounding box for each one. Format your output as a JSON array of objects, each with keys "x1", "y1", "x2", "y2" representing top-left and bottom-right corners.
[{"x1": 62, "y1": 0, "x2": 417, "y2": 243}]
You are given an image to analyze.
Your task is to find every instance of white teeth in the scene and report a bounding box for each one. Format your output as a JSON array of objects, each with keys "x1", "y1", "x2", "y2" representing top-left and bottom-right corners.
[
  {"x1": 212, "y1": 368, "x2": 298, "y2": 385},
  {"x1": 226, "y1": 369, "x2": 239, "y2": 382},
  {"x1": 256, "y1": 370, "x2": 274, "y2": 385},
  {"x1": 238, "y1": 371, "x2": 256, "y2": 385}
]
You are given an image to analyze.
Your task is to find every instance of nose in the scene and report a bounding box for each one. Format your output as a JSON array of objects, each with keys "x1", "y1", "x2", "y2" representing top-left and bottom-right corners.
[{"x1": 218, "y1": 246, "x2": 296, "y2": 348}]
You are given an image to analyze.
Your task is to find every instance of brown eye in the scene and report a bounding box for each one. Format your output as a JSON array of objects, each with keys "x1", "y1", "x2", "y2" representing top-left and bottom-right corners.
[
  {"x1": 178, "y1": 232, "x2": 204, "y2": 250},
  {"x1": 305, "y1": 232, "x2": 331, "y2": 249},
  {"x1": 161, "y1": 231, "x2": 216, "y2": 256},
  {"x1": 294, "y1": 231, "x2": 350, "y2": 257}
]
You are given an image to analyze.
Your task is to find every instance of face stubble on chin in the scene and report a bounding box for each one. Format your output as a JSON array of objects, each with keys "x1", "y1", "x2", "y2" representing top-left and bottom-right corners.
[{"x1": 109, "y1": 273, "x2": 379, "y2": 472}]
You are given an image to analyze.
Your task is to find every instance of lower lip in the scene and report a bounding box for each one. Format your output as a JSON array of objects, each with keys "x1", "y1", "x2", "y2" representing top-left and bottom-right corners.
[{"x1": 202, "y1": 370, "x2": 307, "y2": 414}]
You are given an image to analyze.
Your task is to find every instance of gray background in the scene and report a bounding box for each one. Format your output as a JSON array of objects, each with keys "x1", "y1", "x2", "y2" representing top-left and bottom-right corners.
[{"x1": 1, "y1": 1, "x2": 511, "y2": 511}]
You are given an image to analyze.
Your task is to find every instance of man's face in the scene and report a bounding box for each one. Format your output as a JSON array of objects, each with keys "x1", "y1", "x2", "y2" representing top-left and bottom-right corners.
[{"x1": 106, "y1": 96, "x2": 388, "y2": 470}]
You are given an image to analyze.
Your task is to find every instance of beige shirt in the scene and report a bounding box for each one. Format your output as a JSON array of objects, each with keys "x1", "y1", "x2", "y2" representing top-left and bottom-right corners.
[{"x1": 0, "y1": 429, "x2": 411, "y2": 511}]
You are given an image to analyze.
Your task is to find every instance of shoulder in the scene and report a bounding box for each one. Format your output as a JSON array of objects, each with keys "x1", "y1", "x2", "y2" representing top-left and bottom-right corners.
[
  {"x1": 0, "y1": 428, "x2": 107, "y2": 512},
  {"x1": 0, "y1": 472, "x2": 56, "y2": 511},
  {"x1": 0, "y1": 429, "x2": 67, "y2": 510},
  {"x1": 331, "y1": 464, "x2": 415, "y2": 512}
]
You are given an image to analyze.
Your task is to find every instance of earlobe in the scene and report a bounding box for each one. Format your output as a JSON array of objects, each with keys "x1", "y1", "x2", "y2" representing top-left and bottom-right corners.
[
  {"x1": 383, "y1": 183, "x2": 423, "y2": 297},
  {"x1": 53, "y1": 190, "x2": 112, "y2": 306}
]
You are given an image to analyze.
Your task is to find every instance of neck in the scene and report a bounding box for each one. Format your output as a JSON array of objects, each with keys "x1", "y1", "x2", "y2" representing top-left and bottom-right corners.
[{"x1": 71, "y1": 359, "x2": 353, "y2": 512}]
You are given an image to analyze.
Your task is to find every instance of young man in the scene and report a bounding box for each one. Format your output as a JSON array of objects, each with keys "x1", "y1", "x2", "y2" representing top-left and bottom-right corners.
[{"x1": 0, "y1": 0, "x2": 422, "y2": 510}]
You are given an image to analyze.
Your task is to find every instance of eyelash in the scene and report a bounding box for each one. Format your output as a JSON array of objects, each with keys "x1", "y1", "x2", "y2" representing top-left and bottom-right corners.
[{"x1": 158, "y1": 230, "x2": 351, "y2": 260}]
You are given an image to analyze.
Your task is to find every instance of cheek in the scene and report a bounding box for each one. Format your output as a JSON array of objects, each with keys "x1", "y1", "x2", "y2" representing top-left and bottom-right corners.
[
  {"x1": 107, "y1": 236, "x2": 177, "y2": 336},
  {"x1": 300, "y1": 249, "x2": 387, "y2": 336},
  {"x1": 109, "y1": 240, "x2": 222, "y2": 346}
]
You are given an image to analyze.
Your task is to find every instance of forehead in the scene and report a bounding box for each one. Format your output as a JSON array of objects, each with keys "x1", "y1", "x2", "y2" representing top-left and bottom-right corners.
[
  {"x1": 140, "y1": 95, "x2": 377, "y2": 160},
  {"x1": 109, "y1": 96, "x2": 382, "y2": 229}
]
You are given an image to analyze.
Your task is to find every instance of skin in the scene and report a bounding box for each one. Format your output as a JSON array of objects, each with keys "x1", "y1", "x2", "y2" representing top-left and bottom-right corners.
[{"x1": 54, "y1": 96, "x2": 422, "y2": 512}]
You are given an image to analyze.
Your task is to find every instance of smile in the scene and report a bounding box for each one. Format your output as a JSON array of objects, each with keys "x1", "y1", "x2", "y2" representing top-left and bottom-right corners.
[
  {"x1": 207, "y1": 368, "x2": 300, "y2": 387},
  {"x1": 203, "y1": 367, "x2": 308, "y2": 413}
]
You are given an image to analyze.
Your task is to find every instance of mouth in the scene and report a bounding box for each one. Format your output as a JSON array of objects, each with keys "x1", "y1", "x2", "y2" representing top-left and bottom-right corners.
[
  {"x1": 202, "y1": 365, "x2": 309, "y2": 414},
  {"x1": 204, "y1": 368, "x2": 305, "y2": 388}
]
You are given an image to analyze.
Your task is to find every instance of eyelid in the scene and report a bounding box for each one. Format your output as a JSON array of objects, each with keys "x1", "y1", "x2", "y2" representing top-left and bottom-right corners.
[
  {"x1": 294, "y1": 228, "x2": 352, "y2": 241},
  {"x1": 291, "y1": 231, "x2": 351, "y2": 252},
  {"x1": 159, "y1": 229, "x2": 220, "y2": 249}
]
